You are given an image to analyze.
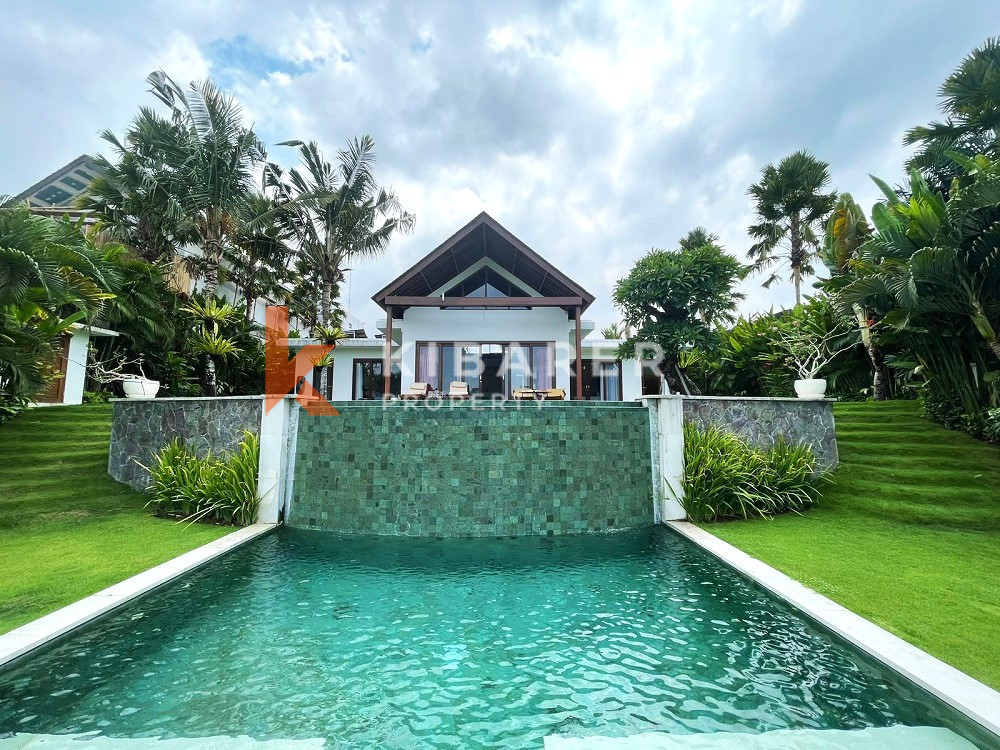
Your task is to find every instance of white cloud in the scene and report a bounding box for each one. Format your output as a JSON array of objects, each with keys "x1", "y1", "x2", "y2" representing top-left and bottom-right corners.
[{"x1": 0, "y1": 0, "x2": 994, "y2": 333}]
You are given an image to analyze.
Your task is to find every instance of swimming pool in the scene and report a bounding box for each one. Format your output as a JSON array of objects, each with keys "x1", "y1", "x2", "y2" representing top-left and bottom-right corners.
[{"x1": 0, "y1": 527, "x2": 994, "y2": 748}]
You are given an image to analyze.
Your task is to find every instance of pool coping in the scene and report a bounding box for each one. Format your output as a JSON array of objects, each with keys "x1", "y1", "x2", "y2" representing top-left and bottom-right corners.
[
  {"x1": 0, "y1": 523, "x2": 276, "y2": 671},
  {"x1": 667, "y1": 520, "x2": 1000, "y2": 738}
]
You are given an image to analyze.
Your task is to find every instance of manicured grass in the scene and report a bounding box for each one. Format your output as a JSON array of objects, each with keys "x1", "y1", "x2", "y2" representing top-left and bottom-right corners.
[
  {"x1": 0, "y1": 405, "x2": 230, "y2": 634},
  {"x1": 706, "y1": 400, "x2": 1000, "y2": 689}
]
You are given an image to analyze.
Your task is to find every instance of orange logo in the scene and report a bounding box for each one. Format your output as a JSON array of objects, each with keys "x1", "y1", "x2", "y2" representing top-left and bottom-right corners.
[{"x1": 264, "y1": 306, "x2": 340, "y2": 416}]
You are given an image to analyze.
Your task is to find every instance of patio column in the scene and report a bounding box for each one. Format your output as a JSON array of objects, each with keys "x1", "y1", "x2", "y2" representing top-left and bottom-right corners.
[
  {"x1": 575, "y1": 306, "x2": 583, "y2": 400},
  {"x1": 383, "y1": 305, "x2": 393, "y2": 398}
]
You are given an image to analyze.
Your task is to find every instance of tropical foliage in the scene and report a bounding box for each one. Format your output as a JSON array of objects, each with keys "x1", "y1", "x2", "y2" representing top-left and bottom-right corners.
[
  {"x1": 84, "y1": 70, "x2": 267, "y2": 297},
  {"x1": 905, "y1": 38, "x2": 1000, "y2": 193},
  {"x1": 680, "y1": 422, "x2": 824, "y2": 522},
  {"x1": 0, "y1": 204, "x2": 116, "y2": 414},
  {"x1": 747, "y1": 150, "x2": 837, "y2": 305},
  {"x1": 829, "y1": 163, "x2": 1000, "y2": 433},
  {"x1": 144, "y1": 430, "x2": 260, "y2": 526},
  {"x1": 614, "y1": 233, "x2": 744, "y2": 394},
  {"x1": 267, "y1": 137, "x2": 414, "y2": 327}
]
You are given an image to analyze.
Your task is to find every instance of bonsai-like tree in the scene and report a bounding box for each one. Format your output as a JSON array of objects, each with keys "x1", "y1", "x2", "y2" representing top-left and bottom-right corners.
[{"x1": 614, "y1": 240, "x2": 744, "y2": 394}]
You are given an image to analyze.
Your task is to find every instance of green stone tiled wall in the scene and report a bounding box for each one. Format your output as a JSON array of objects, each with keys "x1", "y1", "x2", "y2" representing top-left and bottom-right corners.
[{"x1": 289, "y1": 401, "x2": 653, "y2": 537}]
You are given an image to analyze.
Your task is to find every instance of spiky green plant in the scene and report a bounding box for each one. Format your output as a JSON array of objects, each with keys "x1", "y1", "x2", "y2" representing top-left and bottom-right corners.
[{"x1": 680, "y1": 422, "x2": 824, "y2": 522}]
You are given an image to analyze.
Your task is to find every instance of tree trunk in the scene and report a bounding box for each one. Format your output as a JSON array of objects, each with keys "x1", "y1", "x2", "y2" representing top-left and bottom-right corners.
[
  {"x1": 319, "y1": 365, "x2": 330, "y2": 400},
  {"x1": 321, "y1": 278, "x2": 332, "y2": 326},
  {"x1": 789, "y1": 214, "x2": 802, "y2": 306},
  {"x1": 661, "y1": 359, "x2": 688, "y2": 395},
  {"x1": 244, "y1": 289, "x2": 256, "y2": 321},
  {"x1": 869, "y1": 342, "x2": 890, "y2": 401},
  {"x1": 202, "y1": 354, "x2": 217, "y2": 397}
]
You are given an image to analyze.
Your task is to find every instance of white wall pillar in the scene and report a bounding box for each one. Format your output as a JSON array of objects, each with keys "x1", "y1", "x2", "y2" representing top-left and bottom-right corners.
[
  {"x1": 63, "y1": 331, "x2": 91, "y2": 405},
  {"x1": 641, "y1": 395, "x2": 686, "y2": 521},
  {"x1": 257, "y1": 395, "x2": 290, "y2": 524}
]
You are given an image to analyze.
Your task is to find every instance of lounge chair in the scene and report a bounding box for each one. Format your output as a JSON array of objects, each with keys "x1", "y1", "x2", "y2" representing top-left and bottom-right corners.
[
  {"x1": 544, "y1": 388, "x2": 566, "y2": 401},
  {"x1": 512, "y1": 388, "x2": 537, "y2": 400},
  {"x1": 447, "y1": 381, "x2": 470, "y2": 400},
  {"x1": 401, "y1": 382, "x2": 432, "y2": 400}
]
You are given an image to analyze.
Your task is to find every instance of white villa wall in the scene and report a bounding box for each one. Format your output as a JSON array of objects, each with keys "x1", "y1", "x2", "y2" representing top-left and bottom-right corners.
[
  {"x1": 329, "y1": 341, "x2": 385, "y2": 400},
  {"x1": 63, "y1": 329, "x2": 91, "y2": 405},
  {"x1": 397, "y1": 307, "x2": 575, "y2": 391},
  {"x1": 323, "y1": 311, "x2": 647, "y2": 401}
]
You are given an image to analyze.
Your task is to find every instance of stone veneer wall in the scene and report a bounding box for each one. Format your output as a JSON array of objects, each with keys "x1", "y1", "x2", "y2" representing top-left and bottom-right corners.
[
  {"x1": 289, "y1": 401, "x2": 653, "y2": 537},
  {"x1": 108, "y1": 396, "x2": 263, "y2": 490},
  {"x1": 681, "y1": 396, "x2": 838, "y2": 471}
]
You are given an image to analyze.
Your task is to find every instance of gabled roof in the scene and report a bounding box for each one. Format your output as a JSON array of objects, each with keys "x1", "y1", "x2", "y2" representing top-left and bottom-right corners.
[
  {"x1": 372, "y1": 212, "x2": 595, "y2": 314},
  {"x1": 15, "y1": 155, "x2": 103, "y2": 208}
]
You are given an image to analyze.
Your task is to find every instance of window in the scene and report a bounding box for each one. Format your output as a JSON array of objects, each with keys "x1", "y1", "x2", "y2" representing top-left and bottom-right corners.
[
  {"x1": 352, "y1": 359, "x2": 401, "y2": 399},
  {"x1": 442, "y1": 267, "x2": 531, "y2": 309}
]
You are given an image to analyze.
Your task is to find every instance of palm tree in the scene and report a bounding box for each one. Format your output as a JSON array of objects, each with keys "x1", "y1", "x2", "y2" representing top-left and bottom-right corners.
[
  {"x1": 600, "y1": 322, "x2": 626, "y2": 339},
  {"x1": 820, "y1": 194, "x2": 890, "y2": 399},
  {"x1": 84, "y1": 70, "x2": 265, "y2": 297},
  {"x1": 747, "y1": 151, "x2": 837, "y2": 305},
  {"x1": 905, "y1": 38, "x2": 1000, "y2": 193},
  {"x1": 268, "y1": 137, "x2": 415, "y2": 326},
  {"x1": 226, "y1": 191, "x2": 296, "y2": 321},
  {"x1": 839, "y1": 165, "x2": 1000, "y2": 418},
  {"x1": 678, "y1": 227, "x2": 720, "y2": 251}
]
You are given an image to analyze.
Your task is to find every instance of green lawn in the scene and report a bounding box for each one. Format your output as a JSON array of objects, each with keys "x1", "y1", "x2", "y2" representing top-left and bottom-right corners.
[
  {"x1": 706, "y1": 400, "x2": 1000, "y2": 690},
  {"x1": 0, "y1": 404, "x2": 229, "y2": 634}
]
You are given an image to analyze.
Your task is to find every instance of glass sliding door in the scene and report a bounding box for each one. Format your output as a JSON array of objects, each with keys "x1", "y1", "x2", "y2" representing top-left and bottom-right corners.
[
  {"x1": 415, "y1": 341, "x2": 555, "y2": 397},
  {"x1": 352, "y1": 359, "x2": 401, "y2": 400}
]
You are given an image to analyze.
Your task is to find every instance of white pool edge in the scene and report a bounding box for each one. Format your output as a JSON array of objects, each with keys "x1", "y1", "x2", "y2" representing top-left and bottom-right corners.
[
  {"x1": 0, "y1": 523, "x2": 276, "y2": 670},
  {"x1": 667, "y1": 520, "x2": 1000, "y2": 738}
]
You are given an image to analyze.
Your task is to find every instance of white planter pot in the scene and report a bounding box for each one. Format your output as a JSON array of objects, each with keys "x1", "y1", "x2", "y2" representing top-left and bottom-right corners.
[
  {"x1": 794, "y1": 378, "x2": 827, "y2": 400},
  {"x1": 122, "y1": 377, "x2": 160, "y2": 400}
]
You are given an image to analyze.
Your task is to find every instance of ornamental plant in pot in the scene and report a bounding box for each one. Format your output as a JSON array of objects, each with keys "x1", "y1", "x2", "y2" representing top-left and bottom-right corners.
[
  {"x1": 89, "y1": 350, "x2": 160, "y2": 400},
  {"x1": 776, "y1": 305, "x2": 854, "y2": 400}
]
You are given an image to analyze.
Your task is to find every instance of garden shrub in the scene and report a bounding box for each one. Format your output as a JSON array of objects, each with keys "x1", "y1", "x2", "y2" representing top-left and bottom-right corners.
[
  {"x1": 144, "y1": 431, "x2": 260, "y2": 526},
  {"x1": 0, "y1": 387, "x2": 28, "y2": 425},
  {"x1": 983, "y1": 408, "x2": 1000, "y2": 444},
  {"x1": 680, "y1": 422, "x2": 824, "y2": 522}
]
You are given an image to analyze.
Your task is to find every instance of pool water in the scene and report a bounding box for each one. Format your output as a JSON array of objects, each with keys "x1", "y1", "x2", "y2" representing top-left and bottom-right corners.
[{"x1": 0, "y1": 527, "x2": 992, "y2": 748}]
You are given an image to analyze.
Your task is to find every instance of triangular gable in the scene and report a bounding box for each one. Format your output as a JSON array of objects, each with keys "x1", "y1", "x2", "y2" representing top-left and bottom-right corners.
[
  {"x1": 372, "y1": 212, "x2": 595, "y2": 313},
  {"x1": 16, "y1": 155, "x2": 103, "y2": 208}
]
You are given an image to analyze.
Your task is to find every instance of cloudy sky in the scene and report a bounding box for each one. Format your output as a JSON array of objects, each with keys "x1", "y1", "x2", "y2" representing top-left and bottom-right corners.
[{"x1": 1, "y1": 1, "x2": 997, "y2": 330}]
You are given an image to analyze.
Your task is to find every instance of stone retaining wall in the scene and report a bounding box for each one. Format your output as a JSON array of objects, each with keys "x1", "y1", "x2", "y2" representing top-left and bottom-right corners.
[
  {"x1": 108, "y1": 397, "x2": 263, "y2": 490},
  {"x1": 681, "y1": 396, "x2": 838, "y2": 471}
]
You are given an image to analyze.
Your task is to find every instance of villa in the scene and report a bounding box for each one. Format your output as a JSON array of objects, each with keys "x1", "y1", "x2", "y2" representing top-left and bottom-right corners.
[{"x1": 320, "y1": 212, "x2": 660, "y2": 401}]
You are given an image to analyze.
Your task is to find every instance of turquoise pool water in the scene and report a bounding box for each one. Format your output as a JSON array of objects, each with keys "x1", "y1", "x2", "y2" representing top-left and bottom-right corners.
[{"x1": 0, "y1": 527, "x2": 992, "y2": 748}]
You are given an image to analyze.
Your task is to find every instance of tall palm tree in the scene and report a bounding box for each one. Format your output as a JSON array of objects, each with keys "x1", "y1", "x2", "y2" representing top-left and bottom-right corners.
[
  {"x1": 268, "y1": 137, "x2": 415, "y2": 326},
  {"x1": 747, "y1": 151, "x2": 837, "y2": 305},
  {"x1": 905, "y1": 38, "x2": 1000, "y2": 193},
  {"x1": 83, "y1": 70, "x2": 265, "y2": 297},
  {"x1": 820, "y1": 194, "x2": 890, "y2": 399},
  {"x1": 226, "y1": 191, "x2": 296, "y2": 321}
]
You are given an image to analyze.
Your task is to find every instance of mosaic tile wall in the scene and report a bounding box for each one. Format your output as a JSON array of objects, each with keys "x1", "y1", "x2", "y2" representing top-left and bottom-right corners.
[
  {"x1": 682, "y1": 397, "x2": 838, "y2": 471},
  {"x1": 108, "y1": 397, "x2": 262, "y2": 490},
  {"x1": 290, "y1": 401, "x2": 654, "y2": 536}
]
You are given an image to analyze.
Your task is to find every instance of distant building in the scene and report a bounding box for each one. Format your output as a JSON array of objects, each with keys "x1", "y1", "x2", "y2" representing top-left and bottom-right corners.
[{"x1": 14, "y1": 154, "x2": 102, "y2": 222}]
